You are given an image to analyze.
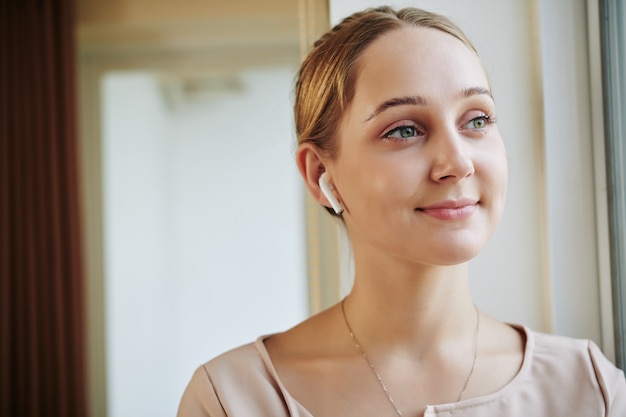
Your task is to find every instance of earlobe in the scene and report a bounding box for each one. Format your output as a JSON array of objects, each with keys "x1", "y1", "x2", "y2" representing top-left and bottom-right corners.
[{"x1": 319, "y1": 173, "x2": 344, "y2": 214}]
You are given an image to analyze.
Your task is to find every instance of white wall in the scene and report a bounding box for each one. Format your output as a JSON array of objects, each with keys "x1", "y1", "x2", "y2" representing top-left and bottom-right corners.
[
  {"x1": 538, "y1": 0, "x2": 603, "y2": 344},
  {"x1": 330, "y1": 0, "x2": 606, "y2": 346},
  {"x1": 102, "y1": 67, "x2": 307, "y2": 417}
]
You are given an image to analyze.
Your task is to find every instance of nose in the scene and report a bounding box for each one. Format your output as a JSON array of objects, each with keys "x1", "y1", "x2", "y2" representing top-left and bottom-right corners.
[{"x1": 429, "y1": 128, "x2": 475, "y2": 183}]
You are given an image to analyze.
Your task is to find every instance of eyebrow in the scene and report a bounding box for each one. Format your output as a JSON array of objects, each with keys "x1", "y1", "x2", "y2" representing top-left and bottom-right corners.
[
  {"x1": 363, "y1": 86, "x2": 493, "y2": 123},
  {"x1": 461, "y1": 86, "x2": 493, "y2": 100}
]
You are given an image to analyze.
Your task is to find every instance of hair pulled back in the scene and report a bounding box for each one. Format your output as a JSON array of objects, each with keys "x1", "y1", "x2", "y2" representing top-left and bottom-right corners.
[{"x1": 294, "y1": 6, "x2": 477, "y2": 157}]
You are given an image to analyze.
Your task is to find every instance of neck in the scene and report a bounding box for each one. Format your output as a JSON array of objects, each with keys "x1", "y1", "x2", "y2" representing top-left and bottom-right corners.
[{"x1": 344, "y1": 256, "x2": 476, "y2": 358}]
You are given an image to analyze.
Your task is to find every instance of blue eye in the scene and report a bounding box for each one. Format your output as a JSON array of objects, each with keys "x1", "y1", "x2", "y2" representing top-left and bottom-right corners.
[
  {"x1": 385, "y1": 125, "x2": 419, "y2": 140},
  {"x1": 464, "y1": 116, "x2": 493, "y2": 130}
]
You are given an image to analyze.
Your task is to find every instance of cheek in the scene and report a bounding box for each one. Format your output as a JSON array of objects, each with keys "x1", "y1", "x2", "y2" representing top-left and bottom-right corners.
[
  {"x1": 334, "y1": 158, "x2": 410, "y2": 218},
  {"x1": 494, "y1": 144, "x2": 509, "y2": 191},
  {"x1": 478, "y1": 136, "x2": 508, "y2": 180},
  {"x1": 344, "y1": 153, "x2": 427, "y2": 204},
  {"x1": 481, "y1": 142, "x2": 509, "y2": 213}
]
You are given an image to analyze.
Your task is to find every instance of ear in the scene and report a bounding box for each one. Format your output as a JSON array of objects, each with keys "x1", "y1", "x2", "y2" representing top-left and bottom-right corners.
[{"x1": 296, "y1": 142, "x2": 335, "y2": 210}]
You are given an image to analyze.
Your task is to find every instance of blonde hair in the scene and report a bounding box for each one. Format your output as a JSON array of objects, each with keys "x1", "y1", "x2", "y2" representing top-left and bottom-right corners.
[{"x1": 294, "y1": 6, "x2": 478, "y2": 157}]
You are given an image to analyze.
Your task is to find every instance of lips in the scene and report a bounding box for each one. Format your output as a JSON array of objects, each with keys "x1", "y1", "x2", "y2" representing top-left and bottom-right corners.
[{"x1": 416, "y1": 199, "x2": 479, "y2": 220}]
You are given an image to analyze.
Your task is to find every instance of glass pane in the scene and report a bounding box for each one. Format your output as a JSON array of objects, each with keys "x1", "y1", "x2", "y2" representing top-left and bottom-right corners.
[
  {"x1": 601, "y1": 0, "x2": 626, "y2": 368},
  {"x1": 101, "y1": 67, "x2": 308, "y2": 416}
]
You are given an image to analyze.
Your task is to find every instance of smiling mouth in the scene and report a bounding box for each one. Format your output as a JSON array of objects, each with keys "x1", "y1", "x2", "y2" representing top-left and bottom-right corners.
[{"x1": 416, "y1": 201, "x2": 479, "y2": 221}]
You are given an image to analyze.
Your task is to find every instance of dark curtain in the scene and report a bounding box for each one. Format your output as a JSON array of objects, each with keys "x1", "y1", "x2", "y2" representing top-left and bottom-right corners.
[{"x1": 0, "y1": 0, "x2": 88, "y2": 416}]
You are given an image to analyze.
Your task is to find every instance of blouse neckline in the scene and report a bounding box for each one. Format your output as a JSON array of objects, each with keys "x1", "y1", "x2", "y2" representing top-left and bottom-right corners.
[{"x1": 254, "y1": 324, "x2": 533, "y2": 416}]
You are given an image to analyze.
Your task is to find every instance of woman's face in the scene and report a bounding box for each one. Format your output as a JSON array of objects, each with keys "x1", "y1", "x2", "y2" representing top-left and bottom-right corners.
[{"x1": 330, "y1": 26, "x2": 508, "y2": 266}]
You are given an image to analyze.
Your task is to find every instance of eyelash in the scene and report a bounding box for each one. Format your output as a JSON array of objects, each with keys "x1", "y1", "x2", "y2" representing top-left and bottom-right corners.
[
  {"x1": 383, "y1": 124, "x2": 423, "y2": 142},
  {"x1": 462, "y1": 115, "x2": 497, "y2": 131},
  {"x1": 382, "y1": 114, "x2": 497, "y2": 142}
]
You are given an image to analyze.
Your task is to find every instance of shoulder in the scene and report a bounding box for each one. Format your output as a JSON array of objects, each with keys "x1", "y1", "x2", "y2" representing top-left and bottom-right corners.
[
  {"x1": 525, "y1": 328, "x2": 626, "y2": 415},
  {"x1": 529, "y1": 328, "x2": 618, "y2": 378},
  {"x1": 586, "y1": 337, "x2": 626, "y2": 414},
  {"x1": 203, "y1": 340, "x2": 272, "y2": 383},
  {"x1": 530, "y1": 327, "x2": 597, "y2": 368},
  {"x1": 177, "y1": 339, "x2": 296, "y2": 417}
]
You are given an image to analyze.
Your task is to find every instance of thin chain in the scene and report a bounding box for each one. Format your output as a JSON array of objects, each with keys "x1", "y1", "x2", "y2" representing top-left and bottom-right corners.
[
  {"x1": 456, "y1": 304, "x2": 480, "y2": 403},
  {"x1": 340, "y1": 299, "x2": 480, "y2": 417},
  {"x1": 456, "y1": 303, "x2": 480, "y2": 402}
]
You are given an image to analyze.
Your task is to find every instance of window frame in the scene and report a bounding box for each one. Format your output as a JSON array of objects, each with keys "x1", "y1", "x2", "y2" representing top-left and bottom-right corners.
[{"x1": 599, "y1": 0, "x2": 626, "y2": 368}]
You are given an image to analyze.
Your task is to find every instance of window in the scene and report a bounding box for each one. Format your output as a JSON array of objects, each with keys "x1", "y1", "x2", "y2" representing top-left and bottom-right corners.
[{"x1": 600, "y1": 0, "x2": 626, "y2": 368}]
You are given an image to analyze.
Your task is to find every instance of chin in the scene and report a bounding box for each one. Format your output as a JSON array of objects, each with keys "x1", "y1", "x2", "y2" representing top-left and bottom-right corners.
[
  {"x1": 428, "y1": 253, "x2": 479, "y2": 267},
  {"x1": 427, "y1": 240, "x2": 486, "y2": 266},
  {"x1": 396, "y1": 243, "x2": 482, "y2": 267},
  {"x1": 433, "y1": 254, "x2": 479, "y2": 267}
]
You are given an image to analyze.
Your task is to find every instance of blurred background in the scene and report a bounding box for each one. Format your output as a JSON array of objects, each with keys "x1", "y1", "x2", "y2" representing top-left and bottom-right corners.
[
  {"x1": 78, "y1": 1, "x2": 314, "y2": 416},
  {"x1": 2, "y1": 0, "x2": 625, "y2": 416}
]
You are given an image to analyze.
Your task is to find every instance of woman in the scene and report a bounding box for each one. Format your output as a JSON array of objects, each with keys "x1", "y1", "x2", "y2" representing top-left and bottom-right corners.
[{"x1": 178, "y1": 6, "x2": 626, "y2": 416}]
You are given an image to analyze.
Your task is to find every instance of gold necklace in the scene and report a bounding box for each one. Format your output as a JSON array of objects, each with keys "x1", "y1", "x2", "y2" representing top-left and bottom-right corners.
[{"x1": 340, "y1": 299, "x2": 480, "y2": 417}]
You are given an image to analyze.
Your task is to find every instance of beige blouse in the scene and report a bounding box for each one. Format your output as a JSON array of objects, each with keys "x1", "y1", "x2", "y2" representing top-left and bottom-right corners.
[{"x1": 177, "y1": 326, "x2": 626, "y2": 416}]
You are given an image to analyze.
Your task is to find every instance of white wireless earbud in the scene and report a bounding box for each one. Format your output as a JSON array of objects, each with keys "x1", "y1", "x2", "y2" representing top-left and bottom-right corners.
[{"x1": 319, "y1": 172, "x2": 344, "y2": 215}]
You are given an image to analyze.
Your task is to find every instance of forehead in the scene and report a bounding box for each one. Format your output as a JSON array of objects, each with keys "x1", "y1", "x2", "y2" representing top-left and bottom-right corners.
[{"x1": 350, "y1": 26, "x2": 489, "y2": 111}]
